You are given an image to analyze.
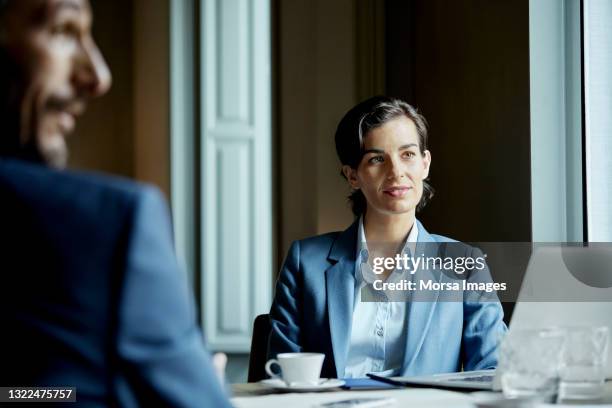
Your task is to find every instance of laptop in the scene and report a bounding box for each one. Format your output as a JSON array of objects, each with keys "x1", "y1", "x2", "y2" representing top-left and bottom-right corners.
[
  {"x1": 387, "y1": 245, "x2": 612, "y2": 391},
  {"x1": 388, "y1": 369, "x2": 496, "y2": 391}
]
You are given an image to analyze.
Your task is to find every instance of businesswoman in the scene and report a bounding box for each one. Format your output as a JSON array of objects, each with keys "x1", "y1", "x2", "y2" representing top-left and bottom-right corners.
[{"x1": 267, "y1": 96, "x2": 507, "y2": 379}]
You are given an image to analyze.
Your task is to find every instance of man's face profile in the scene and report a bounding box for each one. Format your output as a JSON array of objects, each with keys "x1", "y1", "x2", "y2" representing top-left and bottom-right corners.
[{"x1": 0, "y1": 0, "x2": 111, "y2": 168}]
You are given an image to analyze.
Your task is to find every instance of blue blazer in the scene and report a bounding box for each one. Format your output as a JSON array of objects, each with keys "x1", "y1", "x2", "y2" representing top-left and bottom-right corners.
[
  {"x1": 268, "y1": 220, "x2": 507, "y2": 378},
  {"x1": 0, "y1": 159, "x2": 231, "y2": 407}
]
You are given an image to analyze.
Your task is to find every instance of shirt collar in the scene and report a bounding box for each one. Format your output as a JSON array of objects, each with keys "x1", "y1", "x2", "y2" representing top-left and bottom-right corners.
[{"x1": 356, "y1": 215, "x2": 419, "y2": 285}]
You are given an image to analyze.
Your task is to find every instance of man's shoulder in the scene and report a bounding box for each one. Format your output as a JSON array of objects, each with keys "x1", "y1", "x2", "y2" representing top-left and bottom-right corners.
[{"x1": 0, "y1": 158, "x2": 158, "y2": 205}]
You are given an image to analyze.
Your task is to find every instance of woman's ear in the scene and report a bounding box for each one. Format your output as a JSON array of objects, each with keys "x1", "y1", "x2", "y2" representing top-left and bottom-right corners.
[
  {"x1": 342, "y1": 165, "x2": 360, "y2": 190},
  {"x1": 422, "y1": 150, "x2": 431, "y2": 179}
]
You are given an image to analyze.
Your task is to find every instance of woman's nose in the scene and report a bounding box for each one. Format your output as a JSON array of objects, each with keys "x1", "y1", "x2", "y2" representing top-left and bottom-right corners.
[{"x1": 387, "y1": 157, "x2": 404, "y2": 179}]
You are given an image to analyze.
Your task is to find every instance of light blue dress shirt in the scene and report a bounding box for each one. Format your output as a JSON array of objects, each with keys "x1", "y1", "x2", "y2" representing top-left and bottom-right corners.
[{"x1": 343, "y1": 217, "x2": 418, "y2": 378}]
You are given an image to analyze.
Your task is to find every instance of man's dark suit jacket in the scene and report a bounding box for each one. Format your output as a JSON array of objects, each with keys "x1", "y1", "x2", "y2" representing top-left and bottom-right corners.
[{"x1": 0, "y1": 159, "x2": 231, "y2": 407}]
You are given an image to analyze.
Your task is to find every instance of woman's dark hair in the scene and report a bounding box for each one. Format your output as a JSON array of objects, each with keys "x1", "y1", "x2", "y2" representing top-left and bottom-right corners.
[{"x1": 335, "y1": 95, "x2": 434, "y2": 217}]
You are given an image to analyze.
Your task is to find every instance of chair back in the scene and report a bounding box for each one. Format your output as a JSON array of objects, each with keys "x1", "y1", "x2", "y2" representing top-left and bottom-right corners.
[{"x1": 247, "y1": 314, "x2": 271, "y2": 382}]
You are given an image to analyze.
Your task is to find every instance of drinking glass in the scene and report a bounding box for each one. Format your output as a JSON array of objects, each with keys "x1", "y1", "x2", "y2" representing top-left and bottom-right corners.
[
  {"x1": 498, "y1": 328, "x2": 565, "y2": 402},
  {"x1": 559, "y1": 326, "x2": 609, "y2": 400}
]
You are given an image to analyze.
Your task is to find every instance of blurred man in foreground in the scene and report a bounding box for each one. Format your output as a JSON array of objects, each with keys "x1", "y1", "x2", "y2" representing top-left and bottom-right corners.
[{"x1": 0, "y1": 0, "x2": 231, "y2": 406}]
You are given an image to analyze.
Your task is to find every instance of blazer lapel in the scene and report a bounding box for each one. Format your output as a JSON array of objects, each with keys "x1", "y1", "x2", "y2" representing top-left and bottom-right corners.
[
  {"x1": 325, "y1": 220, "x2": 358, "y2": 378},
  {"x1": 402, "y1": 221, "x2": 443, "y2": 374}
]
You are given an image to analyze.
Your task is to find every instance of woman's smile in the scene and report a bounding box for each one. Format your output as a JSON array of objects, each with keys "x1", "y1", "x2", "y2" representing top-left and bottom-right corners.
[{"x1": 383, "y1": 185, "x2": 412, "y2": 198}]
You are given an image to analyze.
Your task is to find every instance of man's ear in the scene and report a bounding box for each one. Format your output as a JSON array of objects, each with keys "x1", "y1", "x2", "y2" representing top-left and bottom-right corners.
[
  {"x1": 342, "y1": 165, "x2": 360, "y2": 190},
  {"x1": 422, "y1": 150, "x2": 431, "y2": 179}
]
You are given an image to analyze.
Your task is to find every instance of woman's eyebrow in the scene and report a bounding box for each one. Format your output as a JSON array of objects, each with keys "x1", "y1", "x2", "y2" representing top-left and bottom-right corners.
[
  {"x1": 398, "y1": 143, "x2": 418, "y2": 150},
  {"x1": 363, "y1": 143, "x2": 418, "y2": 154}
]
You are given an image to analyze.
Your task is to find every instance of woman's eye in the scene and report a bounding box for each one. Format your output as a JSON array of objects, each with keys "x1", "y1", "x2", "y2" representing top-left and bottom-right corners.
[
  {"x1": 368, "y1": 156, "x2": 384, "y2": 164},
  {"x1": 403, "y1": 151, "x2": 416, "y2": 159}
]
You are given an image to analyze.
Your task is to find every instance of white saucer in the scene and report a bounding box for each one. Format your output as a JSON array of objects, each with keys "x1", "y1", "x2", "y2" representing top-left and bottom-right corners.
[{"x1": 259, "y1": 378, "x2": 345, "y2": 392}]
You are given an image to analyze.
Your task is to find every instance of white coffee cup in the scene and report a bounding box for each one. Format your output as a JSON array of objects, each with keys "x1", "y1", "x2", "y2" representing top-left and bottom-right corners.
[{"x1": 265, "y1": 352, "x2": 325, "y2": 386}]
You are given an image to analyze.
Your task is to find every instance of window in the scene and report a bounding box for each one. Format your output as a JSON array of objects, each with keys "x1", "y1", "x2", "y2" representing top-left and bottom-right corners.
[
  {"x1": 170, "y1": 0, "x2": 273, "y2": 352},
  {"x1": 583, "y1": 0, "x2": 612, "y2": 241}
]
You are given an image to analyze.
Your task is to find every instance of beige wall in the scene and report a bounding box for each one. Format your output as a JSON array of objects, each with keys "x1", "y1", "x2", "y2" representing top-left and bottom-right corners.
[
  {"x1": 69, "y1": 0, "x2": 135, "y2": 178},
  {"x1": 68, "y1": 0, "x2": 170, "y2": 198},
  {"x1": 278, "y1": 0, "x2": 358, "y2": 261},
  {"x1": 133, "y1": 0, "x2": 170, "y2": 197}
]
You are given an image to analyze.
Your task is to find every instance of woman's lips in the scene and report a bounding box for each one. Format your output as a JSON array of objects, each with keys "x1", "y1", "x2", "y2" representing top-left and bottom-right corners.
[{"x1": 383, "y1": 186, "x2": 411, "y2": 197}]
